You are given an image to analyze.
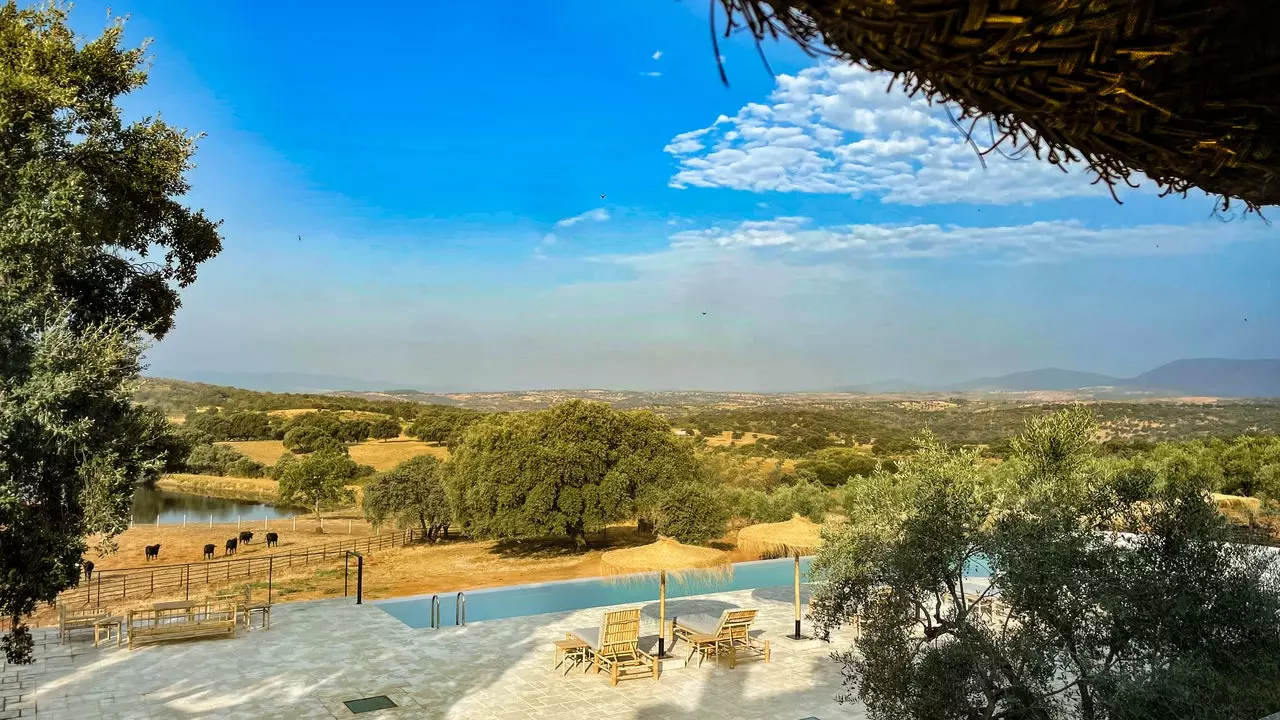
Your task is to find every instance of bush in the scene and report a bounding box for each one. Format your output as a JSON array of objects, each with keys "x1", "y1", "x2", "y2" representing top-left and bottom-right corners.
[
  {"x1": 654, "y1": 485, "x2": 729, "y2": 544},
  {"x1": 184, "y1": 443, "x2": 265, "y2": 477},
  {"x1": 724, "y1": 481, "x2": 831, "y2": 524},
  {"x1": 282, "y1": 425, "x2": 331, "y2": 454}
]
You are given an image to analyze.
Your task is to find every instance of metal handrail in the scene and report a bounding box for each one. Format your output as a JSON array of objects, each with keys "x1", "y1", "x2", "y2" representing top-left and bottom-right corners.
[
  {"x1": 430, "y1": 595, "x2": 440, "y2": 629},
  {"x1": 456, "y1": 592, "x2": 466, "y2": 626}
]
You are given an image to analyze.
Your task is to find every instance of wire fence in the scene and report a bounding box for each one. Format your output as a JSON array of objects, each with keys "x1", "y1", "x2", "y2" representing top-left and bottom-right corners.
[{"x1": 65, "y1": 529, "x2": 417, "y2": 606}]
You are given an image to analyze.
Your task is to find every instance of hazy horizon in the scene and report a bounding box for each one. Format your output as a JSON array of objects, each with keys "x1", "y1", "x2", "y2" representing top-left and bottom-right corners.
[{"x1": 86, "y1": 0, "x2": 1277, "y2": 393}]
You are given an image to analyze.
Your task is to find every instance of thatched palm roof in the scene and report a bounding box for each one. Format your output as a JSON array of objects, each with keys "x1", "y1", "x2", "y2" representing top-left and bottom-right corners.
[
  {"x1": 600, "y1": 537, "x2": 731, "y2": 581},
  {"x1": 736, "y1": 514, "x2": 823, "y2": 556},
  {"x1": 717, "y1": 0, "x2": 1280, "y2": 210}
]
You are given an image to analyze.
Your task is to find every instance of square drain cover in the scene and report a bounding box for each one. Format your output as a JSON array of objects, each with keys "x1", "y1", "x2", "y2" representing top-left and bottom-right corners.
[{"x1": 343, "y1": 695, "x2": 398, "y2": 714}]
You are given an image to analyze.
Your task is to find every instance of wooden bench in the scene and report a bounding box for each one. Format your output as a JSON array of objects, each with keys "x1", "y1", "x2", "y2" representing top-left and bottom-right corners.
[
  {"x1": 126, "y1": 602, "x2": 238, "y2": 649},
  {"x1": 242, "y1": 601, "x2": 272, "y2": 630},
  {"x1": 58, "y1": 606, "x2": 108, "y2": 643},
  {"x1": 93, "y1": 616, "x2": 123, "y2": 648}
]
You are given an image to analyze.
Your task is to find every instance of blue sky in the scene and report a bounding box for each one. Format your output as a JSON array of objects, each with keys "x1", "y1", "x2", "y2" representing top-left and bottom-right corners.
[{"x1": 74, "y1": 0, "x2": 1279, "y2": 391}]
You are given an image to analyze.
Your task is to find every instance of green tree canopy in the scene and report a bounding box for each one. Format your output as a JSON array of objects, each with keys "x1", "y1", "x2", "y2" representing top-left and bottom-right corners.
[
  {"x1": 368, "y1": 417, "x2": 401, "y2": 442},
  {"x1": 652, "y1": 484, "x2": 729, "y2": 544},
  {"x1": 797, "y1": 446, "x2": 892, "y2": 487},
  {"x1": 275, "y1": 449, "x2": 359, "y2": 522},
  {"x1": 282, "y1": 425, "x2": 331, "y2": 454},
  {"x1": 444, "y1": 400, "x2": 700, "y2": 546},
  {"x1": 363, "y1": 455, "x2": 452, "y2": 541},
  {"x1": 334, "y1": 418, "x2": 372, "y2": 443},
  {"x1": 809, "y1": 408, "x2": 1280, "y2": 720},
  {"x1": 0, "y1": 2, "x2": 221, "y2": 663}
]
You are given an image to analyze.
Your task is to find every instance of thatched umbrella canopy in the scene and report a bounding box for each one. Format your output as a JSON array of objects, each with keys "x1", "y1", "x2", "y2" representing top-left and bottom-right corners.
[
  {"x1": 601, "y1": 537, "x2": 731, "y2": 657},
  {"x1": 738, "y1": 515, "x2": 823, "y2": 639},
  {"x1": 716, "y1": 0, "x2": 1280, "y2": 210}
]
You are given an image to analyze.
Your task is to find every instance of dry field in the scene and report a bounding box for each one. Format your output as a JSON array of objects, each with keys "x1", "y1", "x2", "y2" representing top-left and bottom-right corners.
[
  {"x1": 220, "y1": 438, "x2": 445, "y2": 471},
  {"x1": 700, "y1": 431, "x2": 776, "y2": 447},
  {"x1": 158, "y1": 474, "x2": 280, "y2": 502},
  {"x1": 220, "y1": 440, "x2": 289, "y2": 465}
]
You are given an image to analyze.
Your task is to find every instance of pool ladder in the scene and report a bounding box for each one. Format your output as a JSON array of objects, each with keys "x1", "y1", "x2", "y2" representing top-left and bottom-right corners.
[{"x1": 428, "y1": 593, "x2": 466, "y2": 629}]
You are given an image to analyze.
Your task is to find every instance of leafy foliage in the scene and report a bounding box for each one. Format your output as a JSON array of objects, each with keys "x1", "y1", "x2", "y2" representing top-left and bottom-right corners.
[
  {"x1": 282, "y1": 425, "x2": 331, "y2": 454},
  {"x1": 797, "y1": 446, "x2": 894, "y2": 487},
  {"x1": 363, "y1": 455, "x2": 452, "y2": 540},
  {"x1": 444, "y1": 400, "x2": 700, "y2": 546},
  {"x1": 184, "y1": 444, "x2": 265, "y2": 478},
  {"x1": 406, "y1": 406, "x2": 485, "y2": 445},
  {"x1": 653, "y1": 485, "x2": 729, "y2": 544},
  {"x1": 368, "y1": 417, "x2": 401, "y2": 442},
  {"x1": 275, "y1": 449, "x2": 359, "y2": 521},
  {"x1": 809, "y1": 408, "x2": 1280, "y2": 720},
  {"x1": 0, "y1": 2, "x2": 221, "y2": 663},
  {"x1": 183, "y1": 409, "x2": 277, "y2": 442}
]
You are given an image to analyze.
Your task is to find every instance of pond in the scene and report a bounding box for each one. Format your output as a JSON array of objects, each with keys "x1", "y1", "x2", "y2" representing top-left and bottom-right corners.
[{"x1": 130, "y1": 485, "x2": 298, "y2": 526}]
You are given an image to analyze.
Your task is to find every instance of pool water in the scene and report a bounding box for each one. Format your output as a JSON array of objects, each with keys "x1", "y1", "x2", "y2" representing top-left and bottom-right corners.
[{"x1": 376, "y1": 556, "x2": 991, "y2": 629}]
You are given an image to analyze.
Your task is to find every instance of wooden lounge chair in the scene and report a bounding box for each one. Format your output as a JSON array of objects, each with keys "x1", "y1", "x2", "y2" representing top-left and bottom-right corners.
[
  {"x1": 568, "y1": 608, "x2": 658, "y2": 686},
  {"x1": 672, "y1": 608, "x2": 770, "y2": 669}
]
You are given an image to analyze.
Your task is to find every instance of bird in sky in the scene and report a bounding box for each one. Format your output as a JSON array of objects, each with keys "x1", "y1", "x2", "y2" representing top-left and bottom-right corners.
[
  {"x1": 297, "y1": 234, "x2": 302, "y2": 242},
  {"x1": 600, "y1": 194, "x2": 606, "y2": 199}
]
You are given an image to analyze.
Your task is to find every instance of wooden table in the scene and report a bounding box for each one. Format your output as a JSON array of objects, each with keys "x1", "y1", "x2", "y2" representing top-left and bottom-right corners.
[
  {"x1": 242, "y1": 602, "x2": 272, "y2": 630},
  {"x1": 93, "y1": 616, "x2": 122, "y2": 648},
  {"x1": 152, "y1": 600, "x2": 198, "y2": 623},
  {"x1": 554, "y1": 638, "x2": 592, "y2": 675}
]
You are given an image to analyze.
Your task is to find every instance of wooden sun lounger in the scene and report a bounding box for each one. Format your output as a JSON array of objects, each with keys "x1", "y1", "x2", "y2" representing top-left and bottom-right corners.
[
  {"x1": 126, "y1": 602, "x2": 238, "y2": 649},
  {"x1": 569, "y1": 608, "x2": 658, "y2": 686},
  {"x1": 672, "y1": 608, "x2": 770, "y2": 669}
]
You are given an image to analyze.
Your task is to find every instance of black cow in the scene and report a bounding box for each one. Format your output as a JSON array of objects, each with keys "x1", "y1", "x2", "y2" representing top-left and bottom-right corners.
[
  {"x1": 203, "y1": 544, "x2": 216, "y2": 560},
  {"x1": 144, "y1": 544, "x2": 161, "y2": 561},
  {"x1": 265, "y1": 532, "x2": 279, "y2": 547},
  {"x1": 238, "y1": 530, "x2": 254, "y2": 545},
  {"x1": 225, "y1": 538, "x2": 238, "y2": 555},
  {"x1": 83, "y1": 560, "x2": 94, "y2": 582}
]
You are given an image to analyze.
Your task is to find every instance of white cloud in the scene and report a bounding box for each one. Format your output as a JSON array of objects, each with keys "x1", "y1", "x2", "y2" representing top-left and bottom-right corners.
[
  {"x1": 665, "y1": 62, "x2": 1117, "y2": 205},
  {"x1": 662, "y1": 216, "x2": 1263, "y2": 262},
  {"x1": 554, "y1": 208, "x2": 610, "y2": 229},
  {"x1": 641, "y1": 71, "x2": 662, "y2": 78},
  {"x1": 541, "y1": 208, "x2": 611, "y2": 247},
  {"x1": 652, "y1": 51, "x2": 662, "y2": 60}
]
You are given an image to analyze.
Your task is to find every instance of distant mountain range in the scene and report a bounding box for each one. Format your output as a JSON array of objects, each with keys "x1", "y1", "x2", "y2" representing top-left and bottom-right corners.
[{"x1": 840, "y1": 359, "x2": 1280, "y2": 398}]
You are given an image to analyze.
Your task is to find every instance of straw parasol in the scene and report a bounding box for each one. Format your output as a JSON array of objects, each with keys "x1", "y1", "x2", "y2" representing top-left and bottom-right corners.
[
  {"x1": 737, "y1": 515, "x2": 823, "y2": 640},
  {"x1": 715, "y1": 0, "x2": 1280, "y2": 211},
  {"x1": 601, "y1": 536, "x2": 731, "y2": 657}
]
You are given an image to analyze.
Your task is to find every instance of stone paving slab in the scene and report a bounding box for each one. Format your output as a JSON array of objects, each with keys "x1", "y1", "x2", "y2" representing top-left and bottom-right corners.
[{"x1": 2, "y1": 587, "x2": 864, "y2": 719}]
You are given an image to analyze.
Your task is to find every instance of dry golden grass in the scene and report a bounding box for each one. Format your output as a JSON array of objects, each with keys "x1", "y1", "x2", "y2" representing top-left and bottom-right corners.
[
  {"x1": 221, "y1": 440, "x2": 289, "y2": 465},
  {"x1": 701, "y1": 431, "x2": 776, "y2": 447},
  {"x1": 158, "y1": 474, "x2": 280, "y2": 503},
  {"x1": 1213, "y1": 492, "x2": 1263, "y2": 524},
  {"x1": 266, "y1": 408, "x2": 391, "y2": 421},
  {"x1": 348, "y1": 439, "x2": 448, "y2": 470},
  {"x1": 221, "y1": 439, "x2": 445, "y2": 471}
]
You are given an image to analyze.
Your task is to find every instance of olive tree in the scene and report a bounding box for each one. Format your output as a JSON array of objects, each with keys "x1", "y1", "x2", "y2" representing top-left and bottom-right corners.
[
  {"x1": 444, "y1": 400, "x2": 700, "y2": 547},
  {"x1": 363, "y1": 455, "x2": 452, "y2": 540},
  {"x1": 275, "y1": 449, "x2": 359, "y2": 524},
  {"x1": 809, "y1": 408, "x2": 1280, "y2": 720},
  {"x1": 0, "y1": 3, "x2": 221, "y2": 663}
]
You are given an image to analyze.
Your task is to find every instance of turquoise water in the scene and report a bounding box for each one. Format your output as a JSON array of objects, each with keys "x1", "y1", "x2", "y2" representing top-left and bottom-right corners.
[{"x1": 376, "y1": 556, "x2": 991, "y2": 628}]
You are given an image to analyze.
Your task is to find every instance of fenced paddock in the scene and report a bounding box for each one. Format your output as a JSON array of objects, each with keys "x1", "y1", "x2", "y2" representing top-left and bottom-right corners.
[{"x1": 65, "y1": 529, "x2": 417, "y2": 606}]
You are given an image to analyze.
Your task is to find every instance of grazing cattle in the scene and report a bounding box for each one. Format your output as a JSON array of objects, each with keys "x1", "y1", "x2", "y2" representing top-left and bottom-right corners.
[
  {"x1": 225, "y1": 538, "x2": 238, "y2": 555},
  {"x1": 265, "y1": 532, "x2": 279, "y2": 547},
  {"x1": 238, "y1": 530, "x2": 254, "y2": 545},
  {"x1": 83, "y1": 561, "x2": 94, "y2": 582},
  {"x1": 144, "y1": 544, "x2": 161, "y2": 561},
  {"x1": 203, "y1": 544, "x2": 216, "y2": 560}
]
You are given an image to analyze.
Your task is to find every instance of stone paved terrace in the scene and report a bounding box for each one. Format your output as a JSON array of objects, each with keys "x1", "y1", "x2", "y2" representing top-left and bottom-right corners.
[{"x1": 1, "y1": 585, "x2": 864, "y2": 719}]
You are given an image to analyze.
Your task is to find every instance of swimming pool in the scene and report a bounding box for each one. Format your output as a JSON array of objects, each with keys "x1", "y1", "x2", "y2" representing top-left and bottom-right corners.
[{"x1": 376, "y1": 555, "x2": 991, "y2": 629}]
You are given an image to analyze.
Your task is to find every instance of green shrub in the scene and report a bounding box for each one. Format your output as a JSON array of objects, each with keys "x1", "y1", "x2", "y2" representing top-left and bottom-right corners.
[{"x1": 654, "y1": 485, "x2": 729, "y2": 544}]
